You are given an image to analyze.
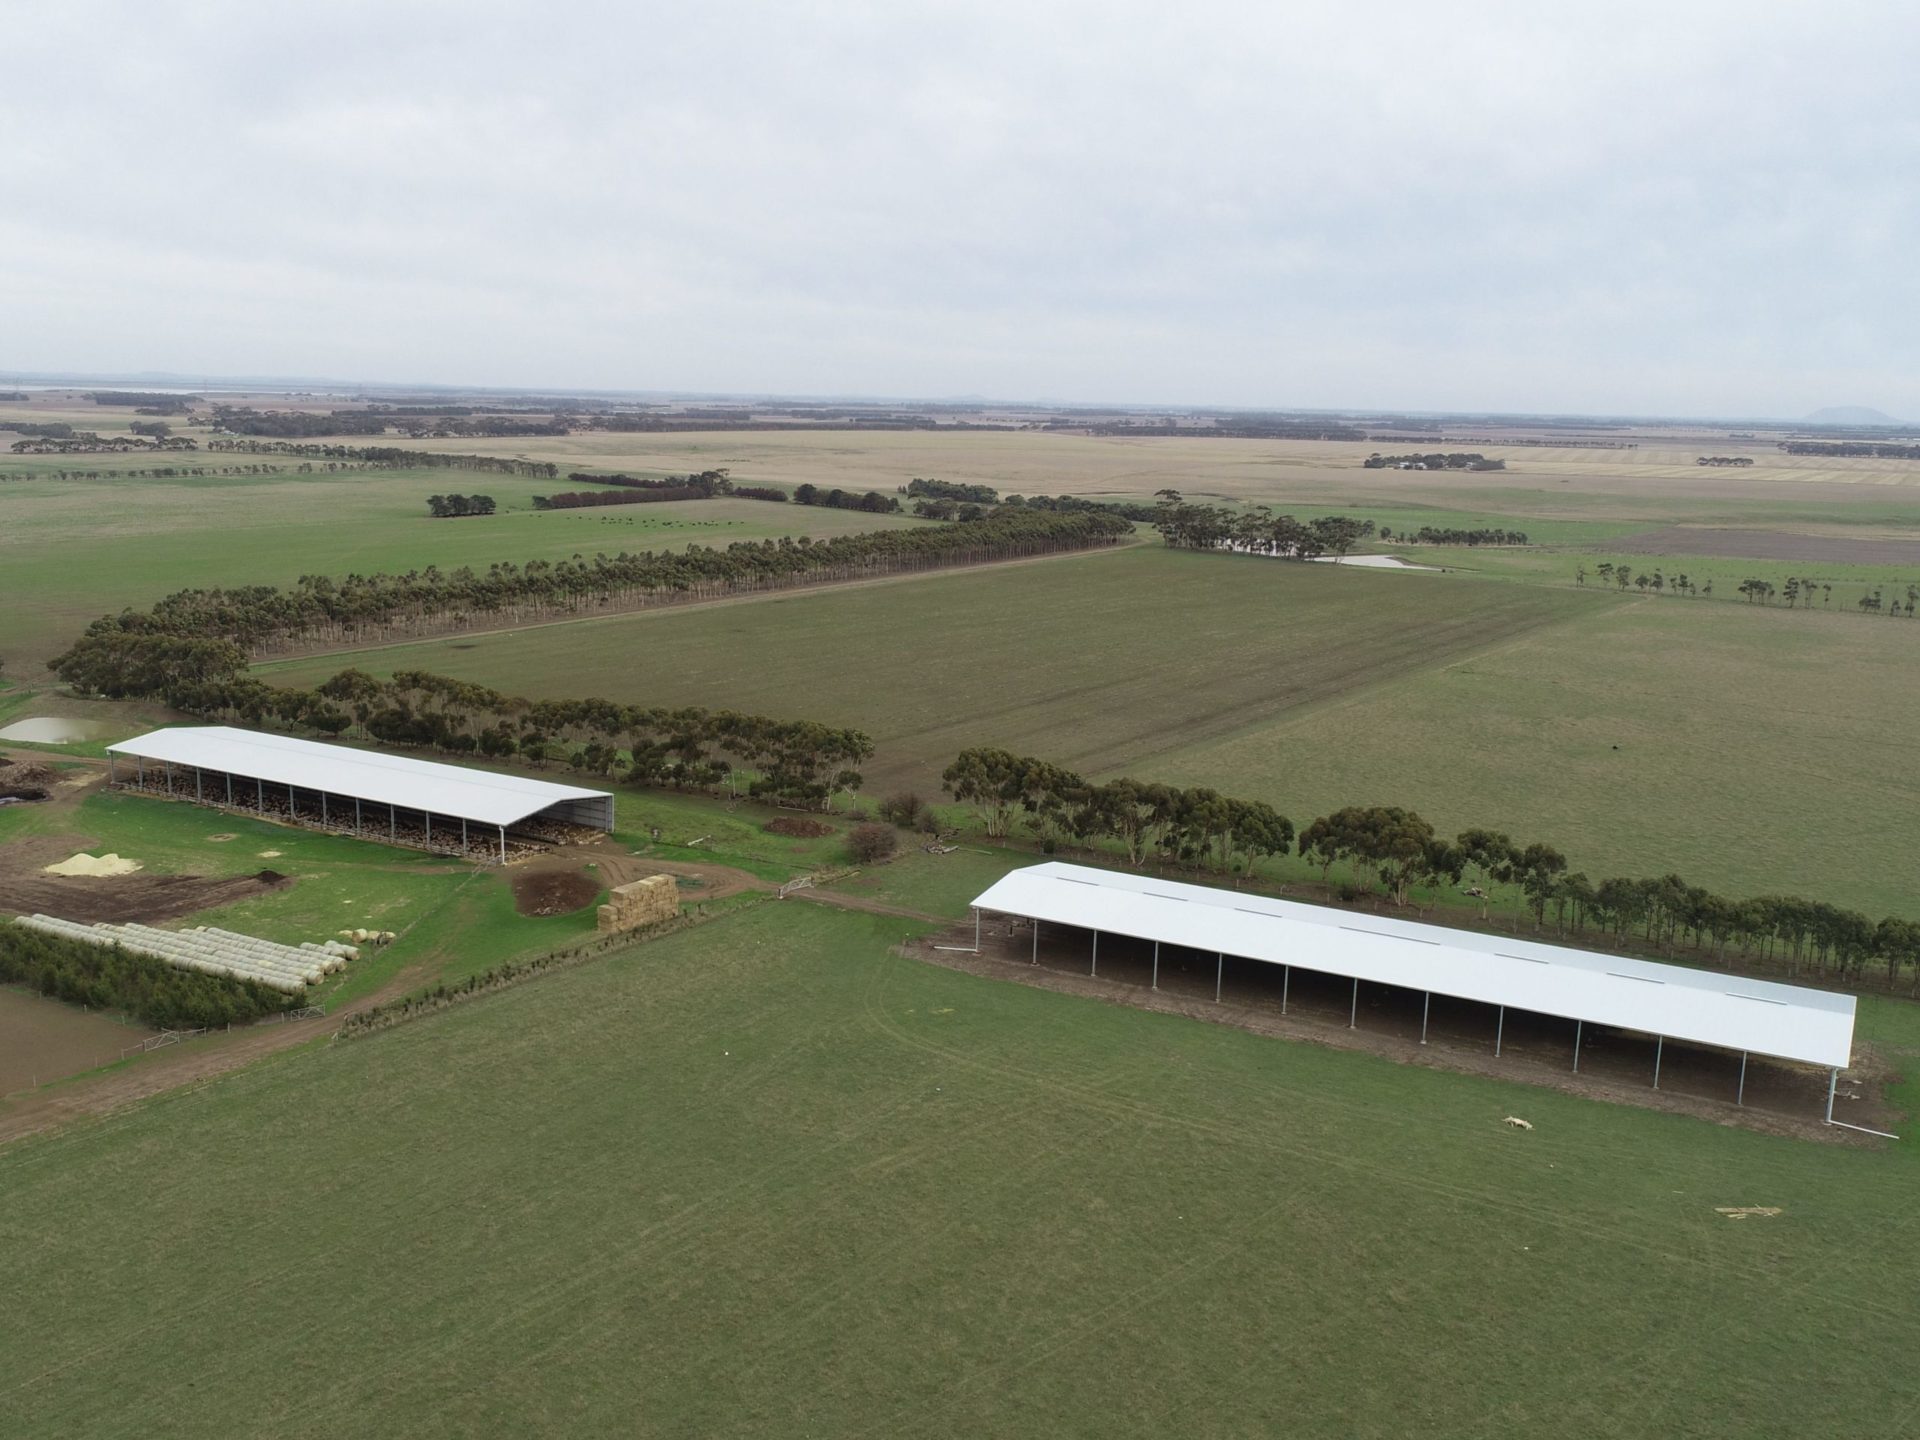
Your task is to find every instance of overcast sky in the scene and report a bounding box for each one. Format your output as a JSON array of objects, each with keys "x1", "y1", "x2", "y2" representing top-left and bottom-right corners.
[{"x1": 4, "y1": 1, "x2": 1916, "y2": 416}]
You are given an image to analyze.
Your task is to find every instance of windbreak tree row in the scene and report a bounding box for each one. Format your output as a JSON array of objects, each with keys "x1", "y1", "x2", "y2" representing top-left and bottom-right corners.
[
  {"x1": 0, "y1": 922, "x2": 293, "y2": 1029},
  {"x1": 180, "y1": 669, "x2": 876, "y2": 811},
  {"x1": 53, "y1": 509, "x2": 1131, "y2": 679},
  {"x1": 943, "y1": 748, "x2": 1920, "y2": 991},
  {"x1": 206, "y1": 439, "x2": 559, "y2": 477}
]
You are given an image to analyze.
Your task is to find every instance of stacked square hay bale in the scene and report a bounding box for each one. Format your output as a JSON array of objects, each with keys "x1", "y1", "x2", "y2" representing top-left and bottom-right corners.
[{"x1": 596, "y1": 874, "x2": 680, "y2": 933}]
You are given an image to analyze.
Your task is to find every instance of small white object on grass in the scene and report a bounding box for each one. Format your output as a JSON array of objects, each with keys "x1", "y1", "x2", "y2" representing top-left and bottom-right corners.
[{"x1": 1503, "y1": 1116, "x2": 1533, "y2": 1130}]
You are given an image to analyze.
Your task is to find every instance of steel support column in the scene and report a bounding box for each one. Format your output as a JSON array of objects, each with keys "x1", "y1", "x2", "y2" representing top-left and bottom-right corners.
[
  {"x1": 1421, "y1": 992, "x2": 1431, "y2": 1044},
  {"x1": 1349, "y1": 977, "x2": 1359, "y2": 1028},
  {"x1": 195, "y1": 768, "x2": 203, "y2": 803},
  {"x1": 1737, "y1": 1051, "x2": 1747, "y2": 1107},
  {"x1": 1282, "y1": 965, "x2": 1290, "y2": 1015},
  {"x1": 1152, "y1": 940, "x2": 1160, "y2": 990},
  {"x1": 1214, "y1": 952, "x2": 1223, "y2": 1003},
  {"x1": 1495, "y1": 1006, "x2": 1505, "y2": 1057},
  {"x1": 1573, "y1": 1020, "x2": 1583, "y2": 1073},
  {"x1": 1653, "y1": 1036, "x2": 1664, "y2": 1090},
  {"x1": 1032, "y1": 919, "x2": 1040, "y2": 964},
  {"x1": 225, "y1": 772, "x2": 233, "y2": 806},
  {"x1": 498, "y1": 825, "x2": 506, "y2": 864},
  {"x1": 1090, "y1": 930, "x2": 1099, "y2": 977},
  {"x1": 1825, "y1": 1067, "x2": 1838, "y2": 1123}
]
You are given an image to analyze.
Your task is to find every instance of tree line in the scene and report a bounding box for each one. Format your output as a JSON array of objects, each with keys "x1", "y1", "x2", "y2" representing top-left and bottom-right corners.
[
  {"x1": 905, "y1": 476, "x2": 1000, "y2": 504},
  {"x1": 1362, "y1": 452, "x2": 1506, "y2": 470},
  {"x1": 1150, "y1": 490, "x2": 1376, "y2": 558},
  {"x1": 1779, "y1": 441, "x2": 1920, "y2": 459},
  {"x1": 425, "y1": 494, "x2": 496, "y2": 517},
  {"x1": 1583, "y1": 564, "x2": 1919, "y2": 614},
  {"x1": 793, "y1": 484, "x2": 901, "y2": 513},
  {"x1": 12, "y1": 433, "x2": 198, "y2": 454},
  {"x1": 207, "y1": 439, "x2": 558, "y2": 477},
  {"x1": 0, "y1": 921, "x2": 291, "y2": 1028},
  {"x1": 1378, "y1": 526, "x2": 1528, "y2": 546},
  {"x1": 532, "y1": 486, "x2": 707, "y2": 509},
  {"x1": 940, "y1": 747, "x2": 1920, "y2": 989},
  {"x1": 199, "y1": 669, "x2": 875, "y2": 810},
  {"x1": 52, "y1": 509, "x2": 1133, "y2": 689}
]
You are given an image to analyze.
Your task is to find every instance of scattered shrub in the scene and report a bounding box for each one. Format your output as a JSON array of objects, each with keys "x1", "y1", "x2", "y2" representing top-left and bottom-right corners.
[
  {"x1": 878, "y1": 791, "x2": 925, "y2": 828},
  {"x1": 848, "y1": 823, "x2": 899, "y2": 864}
]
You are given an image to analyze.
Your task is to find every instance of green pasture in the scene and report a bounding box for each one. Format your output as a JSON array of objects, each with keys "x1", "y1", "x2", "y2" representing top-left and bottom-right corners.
[
  {"x1": 2, "y1": 900, "x2": 1916, "y2": 1437},
  {"x1": 0, "y1": 464, "x2": 923, "y2": 670},
  {"x1": 1153, "y1": 593, "x2": 1920, "y2": 919}
]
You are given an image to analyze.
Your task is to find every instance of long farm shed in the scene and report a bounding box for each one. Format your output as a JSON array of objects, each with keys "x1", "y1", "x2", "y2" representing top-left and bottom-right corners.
[
  {"x1": 107, "y1": 727, "x2": 615, "y2": 863},
  {"x1": 971, "y1": 862, "x2": 1859, "y2": 1122}
]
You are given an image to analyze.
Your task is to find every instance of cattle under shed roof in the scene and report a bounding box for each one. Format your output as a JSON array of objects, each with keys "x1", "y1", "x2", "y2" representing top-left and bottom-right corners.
[
  {"x1": 972, "y1": 862, "x2": 1855, "y2": 1070},
  {"x1": 107, "y1": 726, "x2": 614, "y2": 830}
]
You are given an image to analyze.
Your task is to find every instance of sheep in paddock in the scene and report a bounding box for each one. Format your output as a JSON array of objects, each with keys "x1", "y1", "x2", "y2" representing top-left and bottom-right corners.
[{"x1": 1503, "y1": 1116, "x2": 1533, "y2": 1130}]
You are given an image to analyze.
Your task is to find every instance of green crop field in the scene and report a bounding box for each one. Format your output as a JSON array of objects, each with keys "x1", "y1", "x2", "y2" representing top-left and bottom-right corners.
[
  {"x1": 4, "y1": 901, "x2": 1918, "y2": 1438},
  {"x1": 264, "y1": 540, "x2": 1920, "y2": 918},
  {"x1": 0, "y1": 463, "x2": 923, "y2": 670},
  {"x1": 1151, "y1": 590, "x2": 1920, "y2": 918}
]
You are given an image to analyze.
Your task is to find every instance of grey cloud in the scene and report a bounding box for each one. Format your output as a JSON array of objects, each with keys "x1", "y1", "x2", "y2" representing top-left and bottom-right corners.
[{"x1": 4, "y1": 0, "x2": 1917, "y2": 414}]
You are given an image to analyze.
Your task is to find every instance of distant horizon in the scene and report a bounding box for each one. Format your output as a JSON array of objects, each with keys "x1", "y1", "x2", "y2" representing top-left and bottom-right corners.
[{"x1": 0, "y1": 369, "x2": 1907, "y2": 429}]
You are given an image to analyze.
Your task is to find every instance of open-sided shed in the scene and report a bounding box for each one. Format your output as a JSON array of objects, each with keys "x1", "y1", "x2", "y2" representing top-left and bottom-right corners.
[
  {"x1": 971, "y1": 861, "x2": 1858, "y2": 1120},
  {"x1": 106, "y1": 726, "x2": 615, "y2": 863}
]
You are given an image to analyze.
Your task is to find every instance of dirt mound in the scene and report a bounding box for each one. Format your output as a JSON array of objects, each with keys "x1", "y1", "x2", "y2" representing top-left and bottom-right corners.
[
  {"x1": 0, "y1": 756, "x2": 54, "y2": 802},
  {"x1": 0, "y1": 835, "x2": 288, "y2": 926},
  {"x1": 44, "y1": 852, "x2": 143, "y2": 878},
  {"x1": 765, "y1": 816, "x2": 835, "y2": 838},
  {"x1": 256, "y1": 869, "x2": 289, "y2": 885},
  {"x1": 510, "y1": 868, "x2": 602, "y2": 917}
]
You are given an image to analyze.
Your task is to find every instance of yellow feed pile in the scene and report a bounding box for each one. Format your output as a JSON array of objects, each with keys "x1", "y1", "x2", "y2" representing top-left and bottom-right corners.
[{"x1": 596, "y1": 874, "x2": 680, "y2": 934}]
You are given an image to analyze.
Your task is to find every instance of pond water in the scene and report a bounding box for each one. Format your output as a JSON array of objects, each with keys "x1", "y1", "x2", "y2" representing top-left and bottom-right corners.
[{"x1": 0, "y1": 716, "x2": 116, "y2": 744}]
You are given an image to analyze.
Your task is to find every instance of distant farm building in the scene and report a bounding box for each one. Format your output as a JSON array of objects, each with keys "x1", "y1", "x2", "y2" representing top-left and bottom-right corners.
[
  {"x1": 107, "y1": 727, "x2": 614, "y2": 864},
  {"x1": 970, "y1": 862, "x2": 1859, "y2": 1125}
]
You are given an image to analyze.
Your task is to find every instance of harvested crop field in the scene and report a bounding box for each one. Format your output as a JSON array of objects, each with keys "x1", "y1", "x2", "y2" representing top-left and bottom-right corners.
[
  {"x1": 1609, "y1": 525, "x2": 1920, "y2": 565},
  {"x1": 509, "y1": 867, "x2": 602, "y2": 917},
  {"x1": 0, "y1": 835, "x2": 289, "y2": 925}
]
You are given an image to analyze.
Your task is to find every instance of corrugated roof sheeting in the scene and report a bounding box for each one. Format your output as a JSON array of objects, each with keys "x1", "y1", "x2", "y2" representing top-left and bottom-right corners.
[
  {"x1": 108, "y1": 727, "x2": 614, "y2": 830},
  {"x1": 972, "y1": 863, "x2": 1854, "y2": 1069}
]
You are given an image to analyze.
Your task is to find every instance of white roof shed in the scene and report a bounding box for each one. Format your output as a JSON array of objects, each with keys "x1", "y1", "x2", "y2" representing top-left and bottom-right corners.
[
  {"x1": 972, "y1": 862, "x2": 1855, "y2": 1071},
  {"x1": 107, "y1": 726, "x2": 615, "y2": 831}
]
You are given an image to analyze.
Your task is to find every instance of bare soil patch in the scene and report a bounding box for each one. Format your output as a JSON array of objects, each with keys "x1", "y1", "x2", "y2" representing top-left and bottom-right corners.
[
  {"x1": 0, "y1": 986, "x2": 159, "y2": 1095},
  {"x1": 1609, "y1": 525, "x2": 1920, "y2": 566},
  {"x1": 765, "y1": 816, "x2": 835, "y2": 838},
  {"x1": 0, "y1": 835, "x2": 286, "y2": 925},
  {"x1": 510, "y1": 867, "x2": 602, "y2": 917}
]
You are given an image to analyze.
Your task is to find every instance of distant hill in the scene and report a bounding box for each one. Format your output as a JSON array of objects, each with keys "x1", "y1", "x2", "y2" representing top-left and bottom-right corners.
[{"x1": 1804, "y1": 405, "x2": 1902, "y2": 426}]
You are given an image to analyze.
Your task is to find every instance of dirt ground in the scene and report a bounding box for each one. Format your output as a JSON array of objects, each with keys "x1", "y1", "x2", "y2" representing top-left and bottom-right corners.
[
  {"x1": 0, "y1": 986, "x2": 160, "y2": 1095},
  {"x1": 908, "y1": 917, "x2": 1895, "y2": 1145},
  {"x1": 1610, "y1": 525, "x2": 1920, "y2": 566},
  {"x1": 0, "y1": 833, "x2": 289, "y2": 924},
  {"x1": 509, "y1": 867, "x2": 602, "y2": 917},
  {"x1": 765, "y1": 816, "x2": 835, "y2": 838}
]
